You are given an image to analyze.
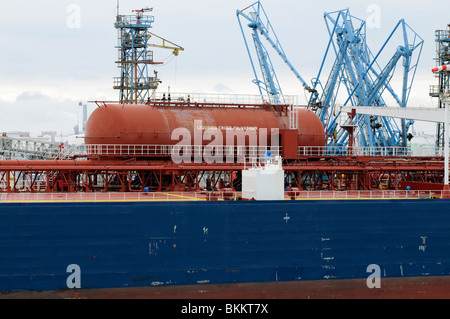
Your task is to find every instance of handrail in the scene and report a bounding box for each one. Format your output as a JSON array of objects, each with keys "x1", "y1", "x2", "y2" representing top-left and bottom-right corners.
[
  {"x1": 82, "y1": 144, "x2": 441, "y2": 157},
  {"x1": 85, "y1": 144, "x2": 282, "y2": 157},
  {"x1": 0, "y1": 190, "x2": 445, "y2": 203}
]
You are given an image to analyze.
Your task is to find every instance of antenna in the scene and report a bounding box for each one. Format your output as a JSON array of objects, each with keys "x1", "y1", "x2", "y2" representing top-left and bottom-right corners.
[{"x1": 116, "y1": 0, "x2": 120, "y2": 21}]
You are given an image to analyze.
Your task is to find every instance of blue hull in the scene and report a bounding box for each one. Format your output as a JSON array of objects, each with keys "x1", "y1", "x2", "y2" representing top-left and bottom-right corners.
[{"x1": 1, "y1": 199, "x2": 450, "y2": 292}]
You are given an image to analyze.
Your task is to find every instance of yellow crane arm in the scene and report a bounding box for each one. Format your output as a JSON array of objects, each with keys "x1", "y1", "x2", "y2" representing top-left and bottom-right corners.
[{"x1": 147, "y1": 32, "x2": 185, "y2": 56}]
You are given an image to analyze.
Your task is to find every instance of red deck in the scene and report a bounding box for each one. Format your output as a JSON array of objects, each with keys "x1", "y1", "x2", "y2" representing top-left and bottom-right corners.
[{"x1": 0, "y1": 155, "x2": 446, "y2": 193}]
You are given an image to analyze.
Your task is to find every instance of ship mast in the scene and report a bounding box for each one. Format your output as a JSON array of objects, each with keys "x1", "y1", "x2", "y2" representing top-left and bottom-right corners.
[
  {"x1": 114, "y1": 7, "x2": 159, "y2": 104},
  {"x1": 113, "y1": 6, "x2": 184, "y2": 104}
]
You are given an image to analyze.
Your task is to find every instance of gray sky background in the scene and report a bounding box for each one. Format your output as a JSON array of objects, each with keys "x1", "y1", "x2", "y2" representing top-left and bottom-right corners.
[{"x1": 0, "y1": 0, "x2": 448, "y2": 136}]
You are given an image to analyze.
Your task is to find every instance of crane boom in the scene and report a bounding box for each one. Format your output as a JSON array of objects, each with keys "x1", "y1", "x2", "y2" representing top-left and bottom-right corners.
[
  {"x1": 237, "y1": 1, "x2": 317, "y2": 104},
  {"x1": 147, "y1": 32, "x2": 185, "y2": 56}
]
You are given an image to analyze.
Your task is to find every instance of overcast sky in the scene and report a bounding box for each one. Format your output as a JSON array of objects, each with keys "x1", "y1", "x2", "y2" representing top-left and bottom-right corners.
[{"x1": 0, "y1": 0, "x2": 448, "y2": 136}]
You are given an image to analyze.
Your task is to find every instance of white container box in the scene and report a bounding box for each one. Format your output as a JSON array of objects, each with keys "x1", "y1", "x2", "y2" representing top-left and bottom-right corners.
[{"x1": 242, "y1": 156, "x2": 284, "y2": 200}]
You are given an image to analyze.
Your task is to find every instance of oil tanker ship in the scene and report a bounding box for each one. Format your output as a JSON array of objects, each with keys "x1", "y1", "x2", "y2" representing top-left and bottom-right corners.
[{"x1": 1, "y1": 3, "x2": 450, "y2": 299}]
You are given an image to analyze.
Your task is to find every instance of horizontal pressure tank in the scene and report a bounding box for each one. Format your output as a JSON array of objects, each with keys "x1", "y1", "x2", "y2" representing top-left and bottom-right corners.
[{"x1": 84, "y1": 103, "x2": 325, "y2": 150}]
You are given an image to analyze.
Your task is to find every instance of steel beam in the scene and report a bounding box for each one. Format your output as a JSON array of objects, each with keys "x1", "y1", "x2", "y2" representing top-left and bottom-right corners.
[{"x1": 339, "y1": 105, "x2": 445, "y2": 123}]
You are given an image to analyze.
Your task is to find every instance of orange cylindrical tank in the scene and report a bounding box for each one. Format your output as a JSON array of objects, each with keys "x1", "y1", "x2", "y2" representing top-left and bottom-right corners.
[{"x1": 84, "y1": 103, "x2": 325, "y2": 148}]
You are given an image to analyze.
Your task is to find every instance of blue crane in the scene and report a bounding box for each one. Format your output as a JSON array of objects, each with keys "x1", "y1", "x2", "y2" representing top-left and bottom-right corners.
[
  {"x1": 311, "y1": 9, "x2": 423, "y2": 149},
  {"x1": 237, "y1": 3, "x2": 423, "y2": 151},
  {"x1": 236, "y1": 1, "x2": 318, "y2": 105}
]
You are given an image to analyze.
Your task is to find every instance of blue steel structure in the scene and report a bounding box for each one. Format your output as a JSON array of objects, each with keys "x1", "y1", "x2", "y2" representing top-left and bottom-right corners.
[
  {"x1": 114, "y1": 8, "x2": 161, "y2": 104},
  {"x1": 236, "y1": 2, "x2": 318, "y2": 105},
  {"x1": 311, "y1": 9, "x2": 423, "y2": 149},
  {"x1": 237, "y1": 3, "x2": 423, "y2": 150},
  {"x1": 430, "y1": 25, "x2": 450, "y2": 148}
]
